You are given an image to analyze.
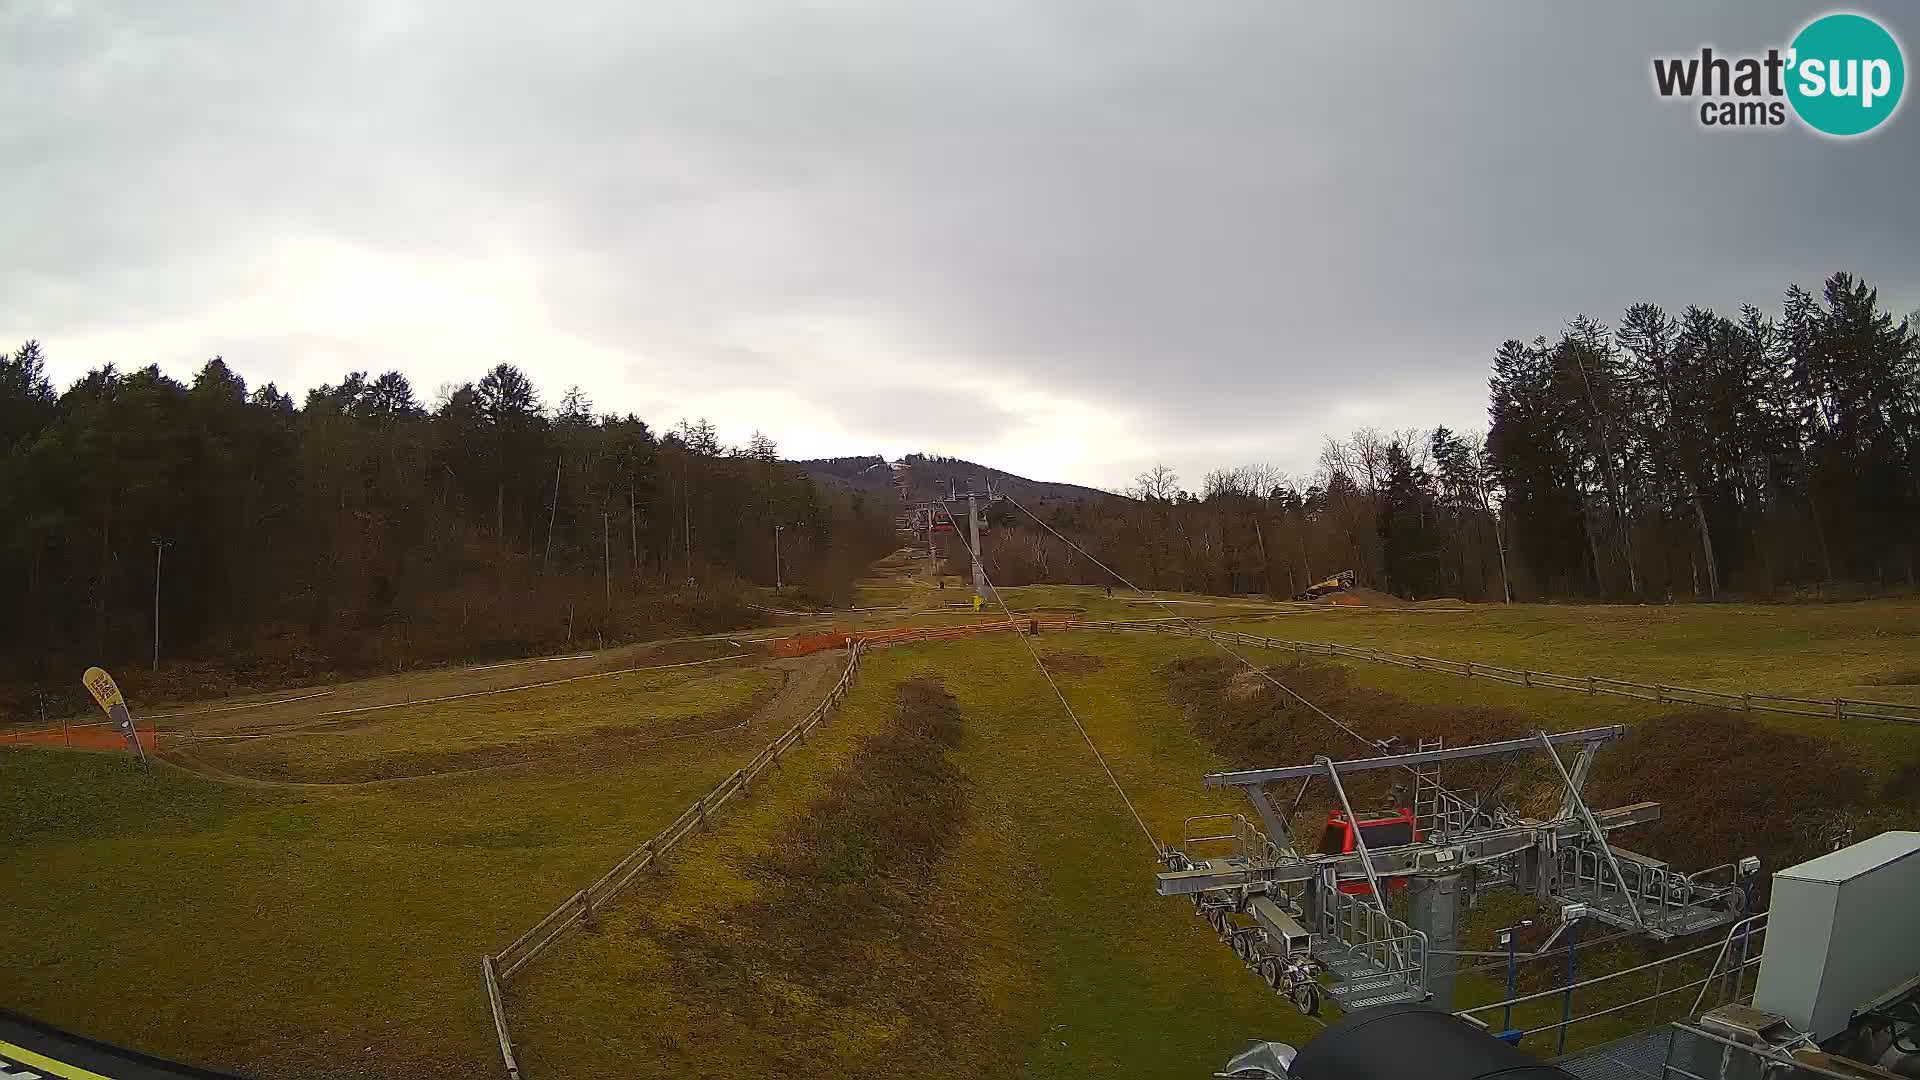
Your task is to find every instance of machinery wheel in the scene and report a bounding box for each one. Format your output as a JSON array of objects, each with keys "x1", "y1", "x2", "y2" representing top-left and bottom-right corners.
[
  {"x1": 1290, "y1": 980, "x2": 1322, "y2": 1017},
  {"x1": 1260, "y1": 957, "x2": 1284, "y2": 989},
  {"x1": 1209, "y1": 908, "x2": 1231, "y2": 937},
  {"x1": 1233, "y1": 930, "x2": 1259, "y2": 963}
]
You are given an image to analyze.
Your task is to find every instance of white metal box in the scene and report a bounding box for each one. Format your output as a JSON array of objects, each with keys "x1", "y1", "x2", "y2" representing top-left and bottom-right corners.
[{"x1": 1752, "y1": 831, "x2": 1920, "y2": 1041}]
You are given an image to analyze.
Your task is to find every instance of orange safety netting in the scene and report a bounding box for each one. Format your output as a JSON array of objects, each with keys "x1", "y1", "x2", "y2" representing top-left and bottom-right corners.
[{"x1": 0, "y1": 722, "x2": 159, "y2": 753}]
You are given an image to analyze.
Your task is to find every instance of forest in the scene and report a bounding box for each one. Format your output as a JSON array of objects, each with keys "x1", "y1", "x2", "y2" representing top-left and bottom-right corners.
[
  {"x1": 4, "y1": 270, "x2": 1914, "y2": 718},
  {"x1": 0, "y1": 355, "x2": 896, "y2": 719},
  {"x1": 981, "y1": 273, "x2": 1919, "y2": 603}
]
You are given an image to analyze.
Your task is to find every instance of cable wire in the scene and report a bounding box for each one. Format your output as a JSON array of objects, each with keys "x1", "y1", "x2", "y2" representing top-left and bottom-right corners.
[
  {"x1": 937, "y1": 497, "x2": 1161, "y2": 855},
  {"x1": 1002, "y1": 491, "x2": 1385, "y2": 753}
]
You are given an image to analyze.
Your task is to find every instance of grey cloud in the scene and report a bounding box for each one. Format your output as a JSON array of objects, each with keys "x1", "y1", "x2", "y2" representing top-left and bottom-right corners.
[{"x1": 4, "y1": 1, "x2": 1916, "y2": 488}]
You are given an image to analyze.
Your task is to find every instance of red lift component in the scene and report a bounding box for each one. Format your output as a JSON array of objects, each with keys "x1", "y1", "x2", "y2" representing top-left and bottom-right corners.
[{"x1": 1319, "y1": 808, "x2": 1419, "y2": 895}]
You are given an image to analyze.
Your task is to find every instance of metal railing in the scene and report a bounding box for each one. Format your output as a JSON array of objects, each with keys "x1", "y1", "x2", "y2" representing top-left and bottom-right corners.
[
  {"x1": 1689, "y1": 912, "x2": 1768, "y2": 1014},
  {"x1": 1179, "y1": 812, "x2": 1290, "y2": 869},
  {"x1": 481, "y1": 640, "x2": 868, "y2": 1080},
  {"x1": 1457, "y1": 914, "x2": 1768, "y2": 1050},
  {"x1": 1659, "y1": 1020, "x2": 1866, "y2": 1080},
  {"x1": 1319, "y1": 884, "x2": 1428, "y2": 992}
]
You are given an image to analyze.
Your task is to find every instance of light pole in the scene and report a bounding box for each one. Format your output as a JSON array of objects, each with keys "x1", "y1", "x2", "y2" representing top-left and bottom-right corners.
[
  {"x1": 151, "y1": 539, "x2": 168, "y2": 671},
  {"x1": 774, "y1": 523, "x2": 785, "y2": 591}
]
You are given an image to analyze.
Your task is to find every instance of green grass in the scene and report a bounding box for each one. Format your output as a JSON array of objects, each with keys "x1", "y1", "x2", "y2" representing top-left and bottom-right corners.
[
  {"x1": 9, "y1": 569, "x2": 1920, "y2": 1077},
  {"x1": 1219, "y1": 598, "x2": 1920, "y2": 700},
  {"x1": 510, "y1": 631, "x2": 1314, "y2": 1079},
  {"x1": 0, "y1": 654, "x2": 837, "y2": 1079},
  {"x1": 178, "y1": 664, "x2": 774, "y2": 783},
  {"x1": 1213, "y1": 599, "x2": 1920, "y2": 776}
]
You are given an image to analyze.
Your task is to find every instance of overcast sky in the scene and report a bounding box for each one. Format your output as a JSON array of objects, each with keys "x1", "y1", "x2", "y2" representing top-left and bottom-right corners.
[{"x1": 6, "y1": 2, "x2": 1916, "y2": 491}]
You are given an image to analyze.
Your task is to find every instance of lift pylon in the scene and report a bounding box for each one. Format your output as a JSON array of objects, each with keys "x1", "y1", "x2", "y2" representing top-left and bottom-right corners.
[{"x1": 1159, "y1": 727, "x2": 1759, "y2": 1014}]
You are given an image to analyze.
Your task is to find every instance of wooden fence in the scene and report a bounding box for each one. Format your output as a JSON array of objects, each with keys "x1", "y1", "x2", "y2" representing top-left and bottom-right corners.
[
  {"x1": 1091, "y1": 621, "x2": 1920, "y2": 727},
  {"x1": 478, "y1": 613, "x2": 1918, "y2": 1077},
  {"x1": 481, "y1": 640, "x2": 867, "y2": 1080}
]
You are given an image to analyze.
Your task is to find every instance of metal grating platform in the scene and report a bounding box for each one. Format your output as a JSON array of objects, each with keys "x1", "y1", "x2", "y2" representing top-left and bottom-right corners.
[
  {"x1": 1555, "y1": 881, "x2": 1742, "y2": 941},
  {"x1": 1554, "y1": 1025, "x2": 1673, "y2": 1080},
  {"x1": 1313, "y1": 936, "x2": 1426, "y2": 1009}
]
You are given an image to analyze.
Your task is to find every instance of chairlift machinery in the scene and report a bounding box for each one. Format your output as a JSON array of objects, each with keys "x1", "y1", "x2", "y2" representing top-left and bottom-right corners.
[
  {"x1": 1158, "y1": 727, "x2": 1760, "y2": 1017},
  {"x1": 910, "y1": 506, "x2": 965, "y2": 538},
  {"x1": 910, "y1": 479, "x2": 1009, "y2": 599}
]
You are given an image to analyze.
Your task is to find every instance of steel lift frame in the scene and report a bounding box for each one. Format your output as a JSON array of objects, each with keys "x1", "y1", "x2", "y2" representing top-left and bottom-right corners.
[{"x1": 1158, "y1": 726, "x2": 1759, "y2": 1015}]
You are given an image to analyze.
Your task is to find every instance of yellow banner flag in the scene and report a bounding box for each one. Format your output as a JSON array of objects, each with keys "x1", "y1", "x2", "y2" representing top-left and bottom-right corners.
[{"x1": 81, "y1": 666, "x2": 125, "y2": 713}]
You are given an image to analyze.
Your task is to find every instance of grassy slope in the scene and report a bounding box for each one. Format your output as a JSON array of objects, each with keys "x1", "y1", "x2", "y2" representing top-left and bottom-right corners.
[
  {"x1": 512, "y1": 631, "x2": 1315, "y2": 1079},
  {"x1": 1184, "y1": 599, "x2": 1920, "y2": 1049},
  {"x1": 1215, "y1": 599, "x2": 1920, "y2": 775},
  {"x1": 0, "y1": 656, "x2": 834, "y2": 1080},
  {"x1": 180, "y1": 665, "x2": 774, "y2": 783},
  {"x1": 1219, "y1": 598, "x2": 1920, "y2": 699},
  {"x1": 8, "y1": 574, "x2": 1920, "y2": 1077}
]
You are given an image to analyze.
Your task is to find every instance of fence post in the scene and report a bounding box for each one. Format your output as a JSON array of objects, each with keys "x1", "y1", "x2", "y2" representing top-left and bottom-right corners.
[
  {"x1": 483, "y1": 955, "x2": 522, "y2": 1080},
  {"x1": 1833, "y1": 698, "x2": 1843, "y2": 720},
  {"x1": 1466, "y1": 661, "x2": 1474, "y2": 678},
  {"x1": 697, "y1": 794, "x2": 709, "y2": 830},
  {"x1": 1586, "y1": 676, "x2": 1595, "y2": 696},
  {"x1": 1743, "y1": 693, "x2": 1752, "y2": 713},
  {"x1": 1655, "y1": 685, "x2": 1666, "y2": 704},
  {"x1": 1523, "y1": 671, "x2": 1533, "y2": 688},
  {"x1": 579, "y1": 889, "x2": 596, "y2": 930}
]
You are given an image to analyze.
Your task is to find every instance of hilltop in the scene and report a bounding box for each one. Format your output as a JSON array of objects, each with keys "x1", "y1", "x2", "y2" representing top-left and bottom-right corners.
[{"x1": 794, "y1": 453, "x2": 1118, "y2": 507}]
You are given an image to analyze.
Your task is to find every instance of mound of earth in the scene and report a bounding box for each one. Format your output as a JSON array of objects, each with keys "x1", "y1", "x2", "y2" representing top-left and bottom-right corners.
[
  {"x1": 1328, "y1": 587, "x2": 1412, "y2": 608},
  {"x1": 1585, "y1": 710, "x2": 1899, "y2": 886}
]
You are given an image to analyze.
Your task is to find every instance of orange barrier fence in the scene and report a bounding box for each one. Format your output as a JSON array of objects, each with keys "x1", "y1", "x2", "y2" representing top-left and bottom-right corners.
[{"x1": 0, "y1": 722, "x2": 159, "y2": 753}]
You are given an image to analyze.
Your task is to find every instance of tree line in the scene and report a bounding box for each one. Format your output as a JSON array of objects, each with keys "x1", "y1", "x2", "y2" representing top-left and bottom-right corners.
[
  {"x1": 0, "y1": 352, "x2": 895, "y2": 718},
  {"x1": 982, "y1": 272, "x2": 1919, "y2": 602}
]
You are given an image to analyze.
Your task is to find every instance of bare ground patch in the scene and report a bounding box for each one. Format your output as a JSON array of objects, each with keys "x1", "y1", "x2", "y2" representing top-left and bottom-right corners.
[
  {"x1": 1586, "y1": 710, "x2": 1910, "y2": 880},
  {"x1": 634, "y1": 678, "x2": 984, "y2": 1080},
  {"x1": 1037, "y1": 651, "x2": 1105, "y2": 675},
  {"x1": 634, "y1": 638, "x2": 764, "y2": 666},
  {"x1": 1163, "y1": 655, "x2": 1536, "y2": 822}
]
